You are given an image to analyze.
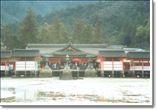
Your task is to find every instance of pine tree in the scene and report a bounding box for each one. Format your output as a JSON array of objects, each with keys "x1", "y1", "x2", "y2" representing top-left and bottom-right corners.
[
  {"x1": 19, "y1": 8, "x2": 38, "y2": 48},
  {"x1": 83, "y1": 24, "x2": 95, "y2": 43},
  {"x1": 72, "y1": 18, "x2": 86, "y2": 43},
  {"x1": 1, "y1": 25, "x2": 19, "y2": 49},
  {"x1": 94, "y1": 15, "x2": 103, "y2": 43},
  {"x1": 39, "y1": 22, "x2": 52, "y2": 43},
  {"x1": 51, "y1": 19, "x2": 69, "y2": 43}
]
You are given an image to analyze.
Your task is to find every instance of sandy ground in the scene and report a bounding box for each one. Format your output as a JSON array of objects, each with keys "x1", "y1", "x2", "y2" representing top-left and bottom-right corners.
[{"x1": 0, "y1": 77, "x2": 152, "y2": 105}]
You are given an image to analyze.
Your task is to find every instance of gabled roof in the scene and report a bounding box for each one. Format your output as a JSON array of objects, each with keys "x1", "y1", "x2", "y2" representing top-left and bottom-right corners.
[
  {"x1": 52, "y1": 44, "x2": 87, "y2": 56},
  {"x1": 127, "y1": 51, "x2": 150, "y2": 58},
  {"x1": 99, "y1": 49, "x2": 126, "y2": 57},
  {"x1": 0, "y1": 50, "x2": 12, "y2": 58},
  {"x1": 13, "y1": 49, "x2": 39, "y2": 57},
  {"x1": 52, "y1": 44, "x2": 96, "y2": 57}
]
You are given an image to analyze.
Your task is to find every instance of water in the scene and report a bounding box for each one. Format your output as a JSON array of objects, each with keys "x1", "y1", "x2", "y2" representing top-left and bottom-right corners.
[{"x1": 0, "y1": 77, "x2": 151, "y2": 105}]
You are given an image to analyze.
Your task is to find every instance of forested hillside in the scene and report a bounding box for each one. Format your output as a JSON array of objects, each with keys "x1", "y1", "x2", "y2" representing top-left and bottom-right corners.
[
  {"x1": 1, "y1": 1, "x2": 91, "y2": 24},
  {"x1": 1, "y1": 1, "x2": 150, "y2": 50}
]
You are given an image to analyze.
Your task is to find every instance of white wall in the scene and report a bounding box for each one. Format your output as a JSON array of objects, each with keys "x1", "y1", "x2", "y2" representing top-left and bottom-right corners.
[
  {"x1": 0, "y1": 65, "x2": 9, "y2": 71},
  {"x1": 15, "y1": 61, "x2": 38, "y2": 71},
  {"x1": 100, "y1": 61, "x2": 123, "y2": 71},
  {"x1": 130, "y1": 66, "x2": 150, "y2": 71}
]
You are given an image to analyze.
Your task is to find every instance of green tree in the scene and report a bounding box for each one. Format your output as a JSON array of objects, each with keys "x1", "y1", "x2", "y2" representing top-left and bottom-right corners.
[
  {"x1": 39, "y1": 20, "x2": 69, "y2": 44},
  {"x1": 1, "y1": 25, "x2": 19, "y2": 49},
  {"x1": 51, "y1": 19, "x2": 69, "y2": 43},
  {"x1": 39, "y1": 22, "x2": 52, "y2": 43},
  {"x1": 19, "y1": 8, "x2": 38, "y2": 48},
  {"x1": 94, "y1": 15, "x2": 103, "y2": 43},
  {"x1": 133, "y1": 20, "x2": 150, "y2": 49},
  {"x1": 72, "y1": 18, "x2": 86, "y2": 43},
  {"x1": 83, "y1": 24, "x2": 95, "y2": 43}
]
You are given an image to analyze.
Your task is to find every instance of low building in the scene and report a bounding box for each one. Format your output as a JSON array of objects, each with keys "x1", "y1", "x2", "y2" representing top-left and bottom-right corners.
[
  {"x1": 0, "y1": 43, "x2": 150, "y2": 78},
  {"x1": 12, "y1": 49, "x2": 41, "y2": 77},
  {"x1": 0, "y1": 50, "x2": 13, "y2": 76},
  {"x1": 98, "y1": 49, "x2": 126, "y2": 77},
  {"x1": 42, "y1": 44, "x2": 96, "y2": 78},
  {"x1": 0, "y1": 49, "x2": 41, "y2": 77},
  {"x1": 26, "y1": 43, "x2": 150, "y2": 78},
  {"x1": 126, "y1": 51, "x2": 150, "y2": 78}
]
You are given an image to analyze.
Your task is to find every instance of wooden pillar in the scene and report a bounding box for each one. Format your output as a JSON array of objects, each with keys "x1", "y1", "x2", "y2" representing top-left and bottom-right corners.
[
  {"x1": 77, "y1": 67, "x2": 79, "y2": 78},
  {"x1": 35, "y1": 60, "x2": 37, "y2": 77},
  {"x1": 25, "y1": 57, "x2": 26, "y2": 77},
  {"x1": 14, "y1": 57, "x2": 17, "y2": 77},
  {"x1": 142, "y1": 59, "x2": 144, "y2": 78},
  {"x1": 5, "y1": 61, "x2": 7, "y2": 77},
  {"x1": 101, "y1": 57, "x2": 104, "y2": 77},
  {"x1": 122, "y1": 58, "x2": 125, "y2": 77},
  {"x1": 15, "y1": 61, "x2": 17, "y2": 77},
  {"x1": 128, "y1": 59, "x2": 131, "y2": 77},
  {"x1": 132, "y1": 59, "x2": 135, "y2": 77},
  {"x1": 112, "y1": 58, "x2": 114, "y2": 77}
]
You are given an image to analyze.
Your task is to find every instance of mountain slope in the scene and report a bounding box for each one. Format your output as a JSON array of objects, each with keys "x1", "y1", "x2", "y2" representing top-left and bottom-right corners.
[
  {"x1": 1, "y1": 1, "x2": 92, "y2": 24},
  {"x1": 1, "y1": 1, "x2": 150, "y2": 49},
  {"x1": 42, "y1": 1, "x2": 149, "y2": 48}
]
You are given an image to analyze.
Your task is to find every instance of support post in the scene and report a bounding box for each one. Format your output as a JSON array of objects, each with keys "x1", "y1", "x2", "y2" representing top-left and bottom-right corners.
[
  {"x1": 100, "y1": 57, "x2": 104, "y2": 77},
  {"x1": 122, "y1": 59, "x2": 125, "y2": 78},
  {"x1": 5, "y1": 61, "x2": 7, "y2": 77},
  {"x1": 132, "y1": 59, "x2": 135, "y2": 77},
  {"x1": 25, "y1": 57, "x2": 26, "y2": 77},
  {"x1": 142, "y1": 59, "x2": 144, "y2": 78},
  {"x1": 112, "y1": 58, "x2": 114, "y2": 77},
  {"x1": 15, "y1": 62, "x2": 17, "y2": 77},
  {"x1": 35, "y1": 61, "x2": 37, "y2": 77}
]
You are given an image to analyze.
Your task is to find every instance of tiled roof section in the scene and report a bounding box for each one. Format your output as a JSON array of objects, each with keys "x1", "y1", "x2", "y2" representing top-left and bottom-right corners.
[
  {"x1": 26, "y1": 43, "x2": 108, "y2": 48},
  {"x1": 26, "y1": 44, "x2": 107, "y2": 54},
  {"x1": 13, "y1": 49, "x2": 39, "y2": 57},
  {"x1": 107, "y1": 45, "x2": 127, "y2": 49},
  {"x1": 123, "y1": 48, "x2": 146, "y2": 52},
  {"x1": 127, "y1": 51, "x2": 150, "y2": 58},
  {"x1": 0, "y1": 50, "x2": 12, "y2": 58},
  {"x1": 99, "y1": 49, "x2": 126, "y2": 57}
]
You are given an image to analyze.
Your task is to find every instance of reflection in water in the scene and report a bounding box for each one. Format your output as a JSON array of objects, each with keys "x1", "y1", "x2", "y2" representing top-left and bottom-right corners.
[
  {"x1": 1, "y1": 78, "x2": 151, "y2": 104},
  {"x1": 1, "y1": 88, "x2": 150, "y2": 103}
]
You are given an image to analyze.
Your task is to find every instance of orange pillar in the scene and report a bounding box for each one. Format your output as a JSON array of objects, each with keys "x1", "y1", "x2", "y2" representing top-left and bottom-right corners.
[
  {"x1": 101, "y1": 56, "x2": 104, "y2": 77},
  {"x1": 5, "y1": 61, "x2": 7, "y2": 76},
  {"x1": 112, "y1": 58, "x2": 114, "y2": 77},
  {"x1": 122, "y1": 58, "x2": 125, "y2": 77},
  {"x1": 132, "y1": 59, "x2": 135, "y2": 77},
  {"x1": 142, "y1": 59, "x2": 144, "y2": 78}
]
